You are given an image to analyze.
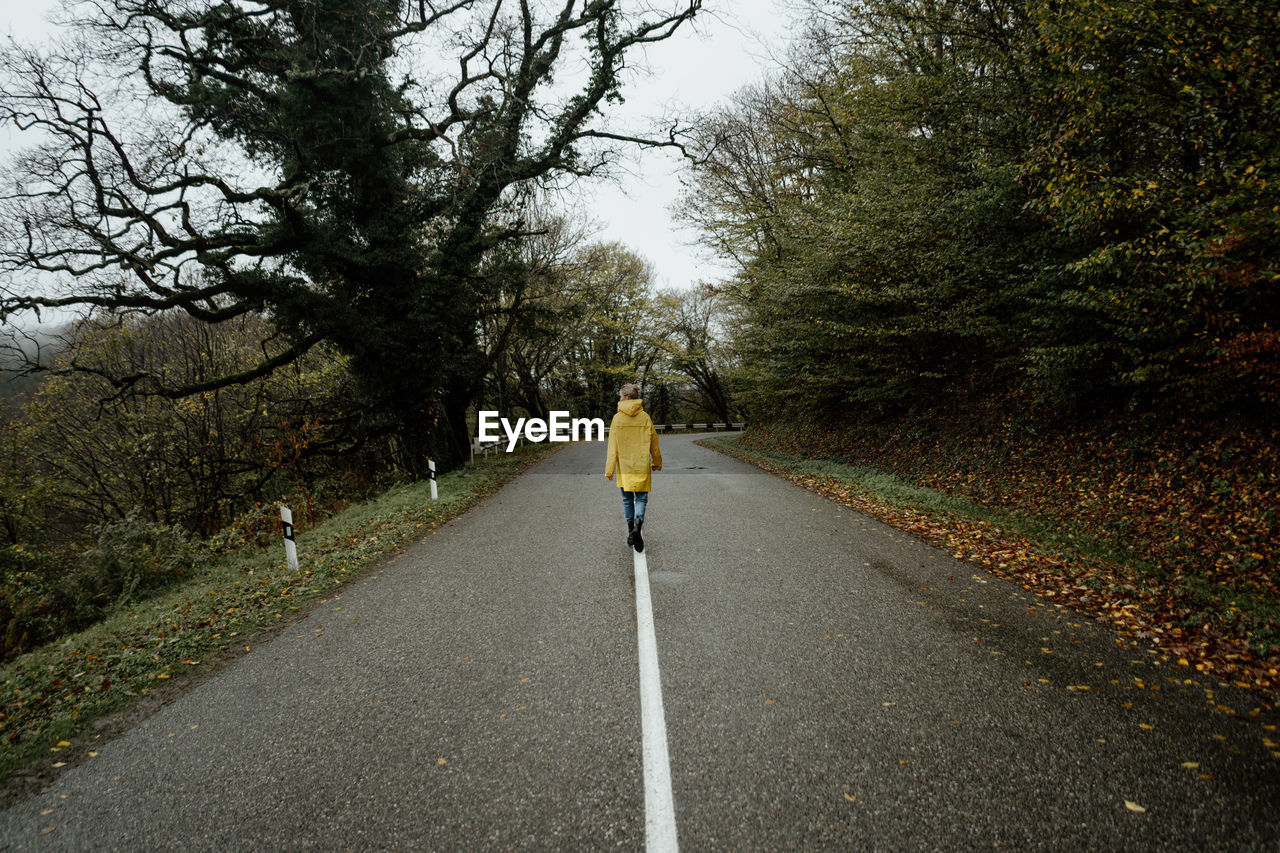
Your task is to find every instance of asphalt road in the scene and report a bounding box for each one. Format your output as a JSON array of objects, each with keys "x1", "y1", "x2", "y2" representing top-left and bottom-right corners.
[{"x1": 2, "y1": 435, "x2": 1278, "y2": 851}]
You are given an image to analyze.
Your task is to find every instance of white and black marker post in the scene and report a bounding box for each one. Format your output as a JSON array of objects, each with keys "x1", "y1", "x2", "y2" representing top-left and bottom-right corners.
[
  {"x1": 428, "y1": 459, "x2": 438, "y2": 500},
  {"x1": 279, "y1": 506, "x2": 299, "y2": 570}
]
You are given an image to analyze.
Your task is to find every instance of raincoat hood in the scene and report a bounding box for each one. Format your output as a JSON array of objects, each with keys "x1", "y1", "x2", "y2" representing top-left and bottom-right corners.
[{"x1": 617, "y1": 398, "x2": 644, "y2": 417}]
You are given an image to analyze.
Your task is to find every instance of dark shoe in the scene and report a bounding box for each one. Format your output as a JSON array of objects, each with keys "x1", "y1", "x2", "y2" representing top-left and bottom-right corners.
[
  {"x1": 633, "y1": 518, "x2": 644, "y2": 553},
  {"x1": 627, "y1": 521, "x2": 635, "y2": 546}
]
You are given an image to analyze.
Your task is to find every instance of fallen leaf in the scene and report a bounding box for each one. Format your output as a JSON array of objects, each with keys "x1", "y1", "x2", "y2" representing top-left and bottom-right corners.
[
  {"x1": 1124, "y1": 801, "x2": 1146, "y2": 813},
  {"x1": 843, "y1": 793, "x2": 856, "y2": 803},
  {"x1": 437, "y1": 758, "x2": 447, "y2": 766},
  {"x1": 1180, "y1": 761, "x2": 1199, "y2": 769},
  {"x1": 55, "y1": 741, "x2": 70, "y2": 748},
  {"x1": 1138, "y1": 723, "x2": 1154, "y2": 730}
]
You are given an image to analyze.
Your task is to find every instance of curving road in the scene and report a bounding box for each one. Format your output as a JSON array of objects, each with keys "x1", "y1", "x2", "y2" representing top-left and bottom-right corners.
[{"x1": 2, "y1": 434, "x2": 1277, "y2": 850}]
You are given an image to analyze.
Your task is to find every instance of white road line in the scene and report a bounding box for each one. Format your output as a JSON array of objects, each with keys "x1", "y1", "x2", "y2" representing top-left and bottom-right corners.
[{"x1": 633, "y1": 547, "x2": 679, "y2": 853}]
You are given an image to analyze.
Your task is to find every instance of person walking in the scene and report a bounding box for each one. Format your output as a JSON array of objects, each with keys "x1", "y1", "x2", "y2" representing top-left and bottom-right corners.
[{"x1": 604, "y1": 383, "x2": 662, "y2": 552}]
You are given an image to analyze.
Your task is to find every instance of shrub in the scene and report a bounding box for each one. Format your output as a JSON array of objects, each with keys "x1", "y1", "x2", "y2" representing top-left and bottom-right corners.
[{"x1": 0, "y1": 514, "x2": 206, "y2": 661}]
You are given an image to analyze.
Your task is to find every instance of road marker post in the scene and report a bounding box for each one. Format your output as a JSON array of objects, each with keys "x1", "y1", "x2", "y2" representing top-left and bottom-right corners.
[
  {"x1": 429, "y1": 459, "x2": 438, "y2": 500},
  {"x1": 279, "y1": 506, "x2": 299, "y2": 570}
]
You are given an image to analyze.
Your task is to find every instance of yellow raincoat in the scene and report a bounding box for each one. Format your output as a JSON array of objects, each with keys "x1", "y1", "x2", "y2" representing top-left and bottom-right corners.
[{"x1": 605, "y1": 398, "x2": 662, "y2": 492}]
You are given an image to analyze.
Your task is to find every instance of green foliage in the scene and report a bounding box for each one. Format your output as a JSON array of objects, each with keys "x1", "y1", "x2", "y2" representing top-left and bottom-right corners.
[
  {"x1": 0, "y1": 514, "x2": 205, "y2": 661},
  {"x1": 1023, "y1": 0, "x2": 1280, "y2": 406},
  {"x1": 684, "y1": 0, "x2": 1280, "y2": 418}
]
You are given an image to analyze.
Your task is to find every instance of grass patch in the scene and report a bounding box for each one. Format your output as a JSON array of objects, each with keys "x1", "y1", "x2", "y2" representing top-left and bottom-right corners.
[
  {"x1": 0, "y1": 444, "x2": 557, "y2": 788},
  {"x1": 712, "y1": 439, "x2": 992, "y2": 518},
  {"x1": 704, "y1": 436, "x2": 1131, "y2": 566}
]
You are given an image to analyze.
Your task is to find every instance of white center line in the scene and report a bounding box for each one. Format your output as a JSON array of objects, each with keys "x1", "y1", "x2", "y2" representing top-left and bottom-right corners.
[{"x1": 633, "y1": 547, "x2": 679, "y2": 853}]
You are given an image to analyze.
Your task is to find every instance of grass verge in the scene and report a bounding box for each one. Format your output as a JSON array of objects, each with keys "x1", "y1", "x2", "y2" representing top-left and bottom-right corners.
[
  {"x1": 0, "y1": 444, "x2": 557, "y2": 793},
  {"x1": 701, "y1": 435, "x2": 1280, "y2": 703}
]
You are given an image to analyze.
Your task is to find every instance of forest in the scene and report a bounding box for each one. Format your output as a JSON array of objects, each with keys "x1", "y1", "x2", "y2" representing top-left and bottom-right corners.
[{"x1": 0, "y1": 0, "x2": 1276, "y2": 676}]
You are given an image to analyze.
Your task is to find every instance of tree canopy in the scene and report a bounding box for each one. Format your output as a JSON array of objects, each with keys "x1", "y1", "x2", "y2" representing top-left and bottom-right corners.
[
  {"x1": 682, "y1": 0, "x2": 1279, "y2": 419},
  {"x1": 0, "y1": 0, "x2": 702, "y2": 469}
]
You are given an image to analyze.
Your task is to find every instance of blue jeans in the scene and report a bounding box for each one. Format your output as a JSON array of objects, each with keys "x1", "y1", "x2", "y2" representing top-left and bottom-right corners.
[{"x1": 621, "y1": 489, "x2": 649, "y2": 525}]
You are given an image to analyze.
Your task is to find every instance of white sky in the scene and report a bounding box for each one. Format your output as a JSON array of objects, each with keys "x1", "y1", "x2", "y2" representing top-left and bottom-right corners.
[
  {"x1": 1, "y1": 1, "x2": 792, "y2": 291},
  {"x1": 568, "y1": 2, "x2": 791, "y2": 289}
]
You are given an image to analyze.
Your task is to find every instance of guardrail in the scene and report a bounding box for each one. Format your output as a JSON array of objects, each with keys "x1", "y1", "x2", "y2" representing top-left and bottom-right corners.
[{"x1": 653, "y1": 422, "x2": 745, "y2": 433}]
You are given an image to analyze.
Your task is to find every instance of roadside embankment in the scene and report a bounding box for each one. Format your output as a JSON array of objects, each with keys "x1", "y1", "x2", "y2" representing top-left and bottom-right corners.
[{"x1": 701, "y1": 412, "x2": 1279, "y2": 702}]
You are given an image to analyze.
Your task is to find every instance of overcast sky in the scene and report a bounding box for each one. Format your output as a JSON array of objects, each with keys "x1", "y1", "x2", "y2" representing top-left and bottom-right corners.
[
  {"x1": 567, "y1": 2, "x2": 792, "y2": 289},
  {"x1": 2, "y1": 1, "x2": 793, "y2": 292}
]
